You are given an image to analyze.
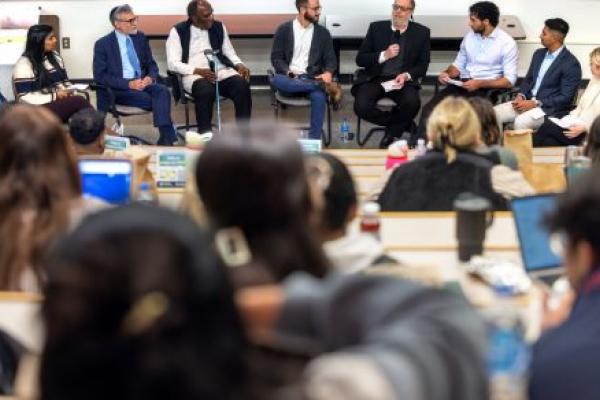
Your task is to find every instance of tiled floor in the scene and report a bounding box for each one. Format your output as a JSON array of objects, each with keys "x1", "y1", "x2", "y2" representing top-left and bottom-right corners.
[{"x1": 105, "y1": 85, "x2": 436, "y2": 148}]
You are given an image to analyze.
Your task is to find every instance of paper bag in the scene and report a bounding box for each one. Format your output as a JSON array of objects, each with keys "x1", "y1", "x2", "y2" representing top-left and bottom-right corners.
[
  {"x1": 520, "y1": 163, "x2": 566, "y2": 193},
  {"x1": 503, "y1": 129, "x2": 533, "y2": 167},
  {"x1": 121, "y1": 147, "x2": 158, "y2": 198}
]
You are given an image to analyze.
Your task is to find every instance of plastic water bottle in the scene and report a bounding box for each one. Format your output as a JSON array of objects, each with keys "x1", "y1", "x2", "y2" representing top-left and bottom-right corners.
[
  {"x1": 340, "y1": 118, "x2": 350, "y2": 143},
  {"x1": 136, "y1": 182, "x2": 158, "y2": 206},
  {"x1": 416, "y1": 138, "x2": 427, "y2": 157},
  {"x1": 487, "y1": 289, "x2": 530, "y2": 400},
  {"x1": 360, "y1": 202, "x2": 381, "y2": 240}
]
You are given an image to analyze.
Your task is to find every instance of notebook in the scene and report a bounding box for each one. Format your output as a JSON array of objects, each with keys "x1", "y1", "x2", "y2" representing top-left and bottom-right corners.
[
  {"x1": 79, "y1": 158, "x2": 132, "y2": 204},
  {"x1": 511, "y1": 194, "x2": 564, "y2": 279}
]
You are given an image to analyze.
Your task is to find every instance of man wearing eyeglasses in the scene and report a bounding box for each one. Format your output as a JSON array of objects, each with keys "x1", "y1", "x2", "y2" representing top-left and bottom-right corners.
[
  {"x1": 352, "y1": 0, "x2": 430, "y2": 148},
  {"x1": 166, "y1": 0, "x2": 252, "y2": 134},
  {"x1": 270, "y1": 0, "x2": 341, "y2": 140},
  {"x1": 93, "y1": 4, "x2": 178, "y2": 145},
  {"x1": 415, "y1": 1, "x2": 518, "y2": 145}
]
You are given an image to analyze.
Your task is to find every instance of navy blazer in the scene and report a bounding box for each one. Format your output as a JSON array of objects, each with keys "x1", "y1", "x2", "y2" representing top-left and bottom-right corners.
[
  {"x1": 93, "y1": 31, "x2": 159, "y2": 109},
  {"x1": 519, "y1": 47, "x2": 581, "y2": 116}
]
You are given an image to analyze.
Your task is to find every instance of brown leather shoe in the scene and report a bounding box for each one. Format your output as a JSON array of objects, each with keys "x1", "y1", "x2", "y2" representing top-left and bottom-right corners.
[{"x1": 323, "y1": 82, "x2": 343, "y2": 109}]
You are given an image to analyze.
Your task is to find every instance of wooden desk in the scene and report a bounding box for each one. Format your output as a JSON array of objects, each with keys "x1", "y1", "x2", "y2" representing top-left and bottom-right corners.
[{"x1": 138, "y1": 14, "x2": 295, "y2": 39}]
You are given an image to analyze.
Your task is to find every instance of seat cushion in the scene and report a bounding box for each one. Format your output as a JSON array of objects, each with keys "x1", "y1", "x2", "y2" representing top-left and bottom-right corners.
[{"x1": 275, "y1": 91, "x2": 311, "y2": 107}]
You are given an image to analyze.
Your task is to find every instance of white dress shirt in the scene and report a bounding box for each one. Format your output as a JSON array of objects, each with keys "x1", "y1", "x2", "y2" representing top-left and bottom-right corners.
[
  {"x1": 289, "y1": 18, "x2": 314, "y2": 75},
  {"x1": 166, "y1": 24, "x2": 243, "y2": 92},
  {"x1": 452, "y1": 27, "x2": 518, "y2": 85}
]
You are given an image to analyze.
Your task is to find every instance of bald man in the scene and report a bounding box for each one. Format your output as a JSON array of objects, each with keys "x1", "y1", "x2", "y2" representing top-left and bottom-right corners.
[{"x1": 166, "y1": 0, "x2": 252, "y2": 133}]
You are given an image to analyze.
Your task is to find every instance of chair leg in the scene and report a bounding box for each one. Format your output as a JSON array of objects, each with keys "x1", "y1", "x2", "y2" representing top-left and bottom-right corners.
[
  {"x1": 356, "y1": 117, "x2": 362, "y2": 146},
  {"x1": 323, "y1": 103, "x2": 332, "y2": 147},
  {"x1": 358, "y1": 126, "x2": 386, "y2": 147},
  {"x1": 184, "y1": 101, "x2": 191, "y2": 130}
]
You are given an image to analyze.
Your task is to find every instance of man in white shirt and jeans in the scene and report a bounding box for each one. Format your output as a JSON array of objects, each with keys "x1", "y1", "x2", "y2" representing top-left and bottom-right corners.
[
  {"x1": 270, "y1": 0, "x2": 340, "y2": 140},
  {"x1": 416, "y1": 1, "x2": 518, "y2": 141},
  {"x1": 166, "y1": 0, "x2": 251, "y2": 133}
]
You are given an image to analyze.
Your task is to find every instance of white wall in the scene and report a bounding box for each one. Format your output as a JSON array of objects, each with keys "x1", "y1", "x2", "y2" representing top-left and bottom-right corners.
[{"x1": 2, "y1": 0, "x2": 600, "y2": 80}]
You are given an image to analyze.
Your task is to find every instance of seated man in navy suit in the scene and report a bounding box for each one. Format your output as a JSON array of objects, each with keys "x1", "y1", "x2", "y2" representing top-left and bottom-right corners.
[
  {"x1": 495, "y1": 18, "x2": 581, "y2": 131},
  {"x1": 93, "y1": 4, "x2": 178, "y2": 146}
]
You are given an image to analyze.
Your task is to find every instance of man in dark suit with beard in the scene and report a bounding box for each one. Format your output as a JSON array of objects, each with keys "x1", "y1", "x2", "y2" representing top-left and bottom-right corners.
[{"x1": 352, "y1": 0, "x2": 430, "y2": 148}]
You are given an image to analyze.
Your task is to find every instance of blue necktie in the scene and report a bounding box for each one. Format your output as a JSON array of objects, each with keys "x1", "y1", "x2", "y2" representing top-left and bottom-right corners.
[{"x1": 126, "y1": 36, "x2": 142, "y2": 79}]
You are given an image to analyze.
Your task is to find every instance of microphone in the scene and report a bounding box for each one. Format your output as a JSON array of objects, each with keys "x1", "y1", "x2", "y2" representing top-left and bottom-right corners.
[{"x1": 392, "y1": 29, "x2": 401, "y2": 44}]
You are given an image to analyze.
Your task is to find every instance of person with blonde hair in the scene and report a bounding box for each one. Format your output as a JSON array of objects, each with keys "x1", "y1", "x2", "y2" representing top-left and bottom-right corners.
[
  {"x1": 378, "y1": 96, "x2": 532, "y2": 210},
  {"x1": 534, "y1": 47, "x2": 600, "y2": 146}
]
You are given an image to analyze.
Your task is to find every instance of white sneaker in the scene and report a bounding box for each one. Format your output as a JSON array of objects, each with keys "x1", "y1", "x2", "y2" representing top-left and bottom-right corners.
[{"x1": 185, "y1": 130, "x2": 213, "y2": 148}]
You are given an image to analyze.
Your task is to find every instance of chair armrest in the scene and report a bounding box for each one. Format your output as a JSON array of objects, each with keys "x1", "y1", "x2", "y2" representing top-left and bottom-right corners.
[
  {"x1": 90, "y1": 82, "x2": 118, "y2": 116},
  {"x1": 167, "y1": 71, "x2": 185, "y2": 104}
]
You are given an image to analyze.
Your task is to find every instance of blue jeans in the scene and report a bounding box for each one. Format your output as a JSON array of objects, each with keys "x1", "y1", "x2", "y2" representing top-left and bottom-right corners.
[{"x1": 271, "y1": 74, "x2": 326, "y2": 139}]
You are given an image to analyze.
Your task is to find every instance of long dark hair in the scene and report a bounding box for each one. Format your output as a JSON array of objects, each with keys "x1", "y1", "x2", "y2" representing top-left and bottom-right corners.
[
  {"x1": 195, "y1": 125, "x2": 330, "y2": 286},
  {"x1": 41, "y1": 205, "x2": 251, "y2": 400},
  {"x1": 23, "y1": 24, "x2": 67, "y2": 89}
]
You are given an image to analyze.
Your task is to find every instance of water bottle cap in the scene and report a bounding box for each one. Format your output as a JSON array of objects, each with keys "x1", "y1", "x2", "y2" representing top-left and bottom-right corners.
[
  {"x1": 417, "y1": 138, "x2": 425, "y2": 145},
  {"x1": 139, "y1": 182, "x2": 150, "y2": 190},
  {"x1": 363, "y1": 201, "x2": 380, "y2": 214}
]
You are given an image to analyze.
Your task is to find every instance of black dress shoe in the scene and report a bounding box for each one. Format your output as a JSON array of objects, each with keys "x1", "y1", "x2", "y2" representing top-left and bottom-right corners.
[{"x1": 379, "y1": 134, "x2": 396, "y2": 149}]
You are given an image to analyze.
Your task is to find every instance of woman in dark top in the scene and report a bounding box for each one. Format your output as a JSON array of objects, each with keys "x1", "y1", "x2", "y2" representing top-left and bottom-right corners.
[{"x1": 12, "y1": 24, "x2": 91, "y2": 122}]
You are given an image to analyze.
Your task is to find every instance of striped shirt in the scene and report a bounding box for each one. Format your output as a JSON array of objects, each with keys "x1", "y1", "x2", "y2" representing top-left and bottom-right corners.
[{"x1": 12, "y1": 52, "x2": 71, "y2": 105}]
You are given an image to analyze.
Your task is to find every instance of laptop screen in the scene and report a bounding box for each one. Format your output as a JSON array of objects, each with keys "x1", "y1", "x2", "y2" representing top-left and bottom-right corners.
[
  {"x1": 511, "y1": 194, "x2": 562, "y2": 272},
  {"x1": 79, "y1": 159, "x2": 132, "y2": 204}
]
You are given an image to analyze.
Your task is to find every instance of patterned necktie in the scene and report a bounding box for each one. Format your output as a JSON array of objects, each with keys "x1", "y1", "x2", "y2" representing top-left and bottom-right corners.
[{"x1": 126, "y1": 36, "x2": 142, "y2": 78}]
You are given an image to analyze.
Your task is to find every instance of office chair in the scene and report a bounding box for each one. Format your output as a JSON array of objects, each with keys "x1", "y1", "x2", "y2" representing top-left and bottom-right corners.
[
  {"x1": 168, "y1": 70, "x2": 230, "y2": 137},
  {"x1": 267, "y1": 69, "x2": 332, "y2": 147},
  {"x1": 91, "y1": 83, "x2": 153, "y2": 145}
]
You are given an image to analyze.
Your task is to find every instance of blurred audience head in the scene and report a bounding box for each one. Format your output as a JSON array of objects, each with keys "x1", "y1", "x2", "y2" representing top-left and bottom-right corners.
[
  {"x1": 546, "y1": 168, "x2": 600, "y2": 291},
  {"x1": 68, "y1": 108, "x2": 106, "y2": 156},
  {"x1": 427, "y1": 96, "x2": 482, "y2": 162},
  {"x1": 308, "y1": 153, "x2": 357, "y2": 241},
  {"x1": 584, "y1": 115, "x2": 600, "y2": 165},
  {"x1": 0, "y1": 105, "x2": 80, "y2": 290},
  {"x1": 195, "y1": 125, "x2": 329, "y2": 286},
  {"x1": 467, "y1": 96, "x2": 501, "y2": 146},
  {"x1": 41, "y1": 205, "x2": 249, "y2": 400}
]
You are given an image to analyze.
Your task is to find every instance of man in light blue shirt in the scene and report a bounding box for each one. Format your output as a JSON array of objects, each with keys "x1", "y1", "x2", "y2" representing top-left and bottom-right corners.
[
  {"x1": 416, "y1": 1, "x2": 517, "y2": 141},
  {"x1": 495, "y1": 18, "x2": 581, "y2": 132}
]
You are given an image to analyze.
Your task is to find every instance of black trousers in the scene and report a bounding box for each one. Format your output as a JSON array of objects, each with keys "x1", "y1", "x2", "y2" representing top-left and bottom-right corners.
[
  {"x1": 416, "y1": 85, "x2": 492, "y2": 144},
  {"x1": 533, "y1": 118, "x2": 586, "y2": 147},
  {"x1": 353, "y1": 80, "x2": 420, "y2": 138},
  {"x1": 191, "y1": 75, "x2": 252, "y2": 132}
]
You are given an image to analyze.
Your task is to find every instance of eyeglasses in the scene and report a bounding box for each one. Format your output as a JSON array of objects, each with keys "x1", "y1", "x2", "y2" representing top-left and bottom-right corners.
[
  {"x1": 392, "y1": 4, "x2": 413, "y2": 12},
  {"x1": 118, "y1": 16, "x2": 139, "y2": 24}
]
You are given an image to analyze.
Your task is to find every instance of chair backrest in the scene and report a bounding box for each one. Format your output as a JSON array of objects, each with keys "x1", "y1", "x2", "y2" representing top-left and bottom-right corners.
[{"x1": 378, "y1": 151, "x2": 508, "y2": 211}]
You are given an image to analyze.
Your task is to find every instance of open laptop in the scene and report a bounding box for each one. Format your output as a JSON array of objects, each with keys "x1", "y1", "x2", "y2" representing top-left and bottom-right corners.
[
  {"x1": 79, "y1": 158, "x2": 132, "y2": 204},
  {"x1": 511, "y1": 194, "x2": 564, "y2": 281}
]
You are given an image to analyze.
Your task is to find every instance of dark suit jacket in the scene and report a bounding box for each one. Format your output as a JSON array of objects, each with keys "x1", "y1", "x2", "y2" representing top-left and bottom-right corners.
[
  {"x1": 271, "y1": 20, "x2": 337, "y2": 77},
  {"x1": 93, "y1": 31, "x2": 159, "y2": 110},
  {"x1": 352, "y1": 20, "x2": 430, "y2": 93},
  {"x1": 519, "y1": 47, "x2": 582, "y2": 116}
]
